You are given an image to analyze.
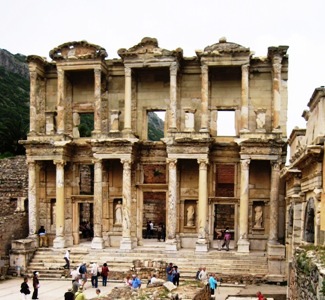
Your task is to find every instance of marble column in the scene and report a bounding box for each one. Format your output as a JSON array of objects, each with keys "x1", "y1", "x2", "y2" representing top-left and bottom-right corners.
[
  {"x1": 241, "y1": 64, "x2": 249, "y2": 132},
  {"x1": 29, "y1": 70, "x2": 37, "y2": 133},
  {"x1": 166, "y1": 158, "x2": 178, "y2": 251},
  {"x1": 269, "y1": 161, "x2": 281, "y2": 243},
  {"x1": 56, "y1": 68, "x2": 65, "y2": 135},
  {"x1": 200, "y1": 64, "x2": 209, "y2": 132},
  {"x1": 91, "y1": 159, "x2": 104, "y2": 249},
  {"x1": 27, "y1": 161, "x2": 38, "y2": 241},
  {"x1": 272, "y1": 56, "x2": 282, "y2": 131},
  {"x1": 168, "y1": 62, "x2": 178, "y2": 132},
  {"x1": 93, "y1": 68, "x2": 102, "y2": 137},
  {"x1": 120, "y1": 159, "x2": 133, "y2": 250},
  {"x1": 238, "y1": 158, "x2": 250, "y2": 253},
  {"x1": 123, "y1": 66, "x2": 132, "y2": 134},
  {"x1": 195, "y1": 159, "x2": 209, "y2": 252},
  {"x1": 53, "y1": 160, "x2": 66, "y2": 248}
]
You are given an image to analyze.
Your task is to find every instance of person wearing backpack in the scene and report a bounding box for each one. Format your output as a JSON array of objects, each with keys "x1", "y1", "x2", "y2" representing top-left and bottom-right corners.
[{"x1": 172, "y1": 265, "x2": 180, "y2": 286}]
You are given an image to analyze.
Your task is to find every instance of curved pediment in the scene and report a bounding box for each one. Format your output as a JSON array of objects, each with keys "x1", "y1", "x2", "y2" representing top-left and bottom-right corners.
[
  {"x1": 118, "y1": 37, "x2": 183, "y2": 61},
  {"x1": 49, "y1": 40, "x2": 108, "y2": 61},
  {"x1": 196, "y1": 37, "x2": 250, "y2": 57}
]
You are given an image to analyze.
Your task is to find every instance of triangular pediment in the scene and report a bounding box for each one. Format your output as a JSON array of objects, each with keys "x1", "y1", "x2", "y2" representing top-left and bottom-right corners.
[{"x1": 49, "y1": 41, "x2": 108, "y2": 61}]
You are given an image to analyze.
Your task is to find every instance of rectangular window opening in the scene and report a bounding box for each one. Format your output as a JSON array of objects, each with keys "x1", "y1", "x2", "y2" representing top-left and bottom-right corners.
[
  {"x1": 216, "y1": 164, "x2": 235, "y2": 197},
  {"x1": 79, "y1": 113, "x2": 94, "y2": 137},
  {"x1": 147, "y1": 111, "x2": 165, "y2": 141},
  {"x1": 217, "y1": 110, "x2": 236, "y2": 136}
]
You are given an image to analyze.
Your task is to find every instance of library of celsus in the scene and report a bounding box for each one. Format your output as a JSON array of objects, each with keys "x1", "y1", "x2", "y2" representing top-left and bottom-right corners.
[{"x1": 22, "y1": 37, "x2": 288, "y2": 267}]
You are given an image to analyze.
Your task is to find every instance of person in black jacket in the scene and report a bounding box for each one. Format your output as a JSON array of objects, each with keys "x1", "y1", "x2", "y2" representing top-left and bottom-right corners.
[
  {"x1": 20, "y1": 276, "x2": 31, "y2": 299},
  {"x1": 32, "y1": 271, "x2": 39, "y2": 299}
]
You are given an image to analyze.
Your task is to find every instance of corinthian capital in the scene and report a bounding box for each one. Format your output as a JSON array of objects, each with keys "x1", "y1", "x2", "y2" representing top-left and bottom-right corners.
[{"x1": 240, "y1": 159, "x2": 250, "y2": 170}]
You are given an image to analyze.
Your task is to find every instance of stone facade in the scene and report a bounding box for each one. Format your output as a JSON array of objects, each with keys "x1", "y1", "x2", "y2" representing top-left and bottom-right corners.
[
  {"x1": 18, "y1": 37, "x2": 288, "y2": 279},
  {"x1": 282, "y1": 87, "x2": 325, "y2": 297},
  {"x1": 0, "y1": 156, "x2": 28, "y2": 275}
]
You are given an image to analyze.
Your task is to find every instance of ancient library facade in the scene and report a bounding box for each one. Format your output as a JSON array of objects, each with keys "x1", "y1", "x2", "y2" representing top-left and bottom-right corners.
[{"x1": 23, "y1": 38, "x2": 288, "y2": 261}]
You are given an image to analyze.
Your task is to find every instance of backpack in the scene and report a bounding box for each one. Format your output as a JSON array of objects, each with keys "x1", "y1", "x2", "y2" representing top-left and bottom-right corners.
[{"x1": 78, "y1": 265, "x2": 86, "y2": 274}]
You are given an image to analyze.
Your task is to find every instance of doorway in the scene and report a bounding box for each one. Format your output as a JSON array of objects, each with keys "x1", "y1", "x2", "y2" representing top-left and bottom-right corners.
[
  {"x1": 214, "y1": 204, "x2": 235, "y2": 239},
  {"x1": 79, "y1": 202, "x2": 94, "y2": 240},
  {"x1": 142, "y1": 192, "x2": 166, "y2": 239}
]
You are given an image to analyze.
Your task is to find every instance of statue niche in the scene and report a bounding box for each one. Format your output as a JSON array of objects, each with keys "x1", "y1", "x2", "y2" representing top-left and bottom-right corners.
[{"x1": 185, "y1": 202, "x2": 196, "y2": 227}]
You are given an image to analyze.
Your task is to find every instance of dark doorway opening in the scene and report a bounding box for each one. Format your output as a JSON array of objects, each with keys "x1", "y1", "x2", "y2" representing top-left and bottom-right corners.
[
  {"x1": 214, "y1": 204, "x2": 235, "y2": 240},
  {"x1": 79, "y1": 202, "x2": 94, "y2": 240}
]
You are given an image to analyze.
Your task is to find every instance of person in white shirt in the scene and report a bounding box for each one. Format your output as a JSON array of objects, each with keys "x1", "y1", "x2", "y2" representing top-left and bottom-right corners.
[
  {"x1": 91, "y1": 262, "x2": 99, "y2": 288},
  {"x1": 198, "y1": 266, "x2": 207, "y2": 283},
  {"x1": 64, "y1": 249, "x2": 70, "y2": 269}
]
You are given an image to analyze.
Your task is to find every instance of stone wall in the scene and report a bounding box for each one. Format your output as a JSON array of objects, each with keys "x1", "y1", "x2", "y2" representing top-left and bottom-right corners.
[
  {"x1": 289, "y1": 247, "x2": 325, "y2": 299},
  {"x1": 0, "y1": 156, "x2": 28, "y2": 274}
]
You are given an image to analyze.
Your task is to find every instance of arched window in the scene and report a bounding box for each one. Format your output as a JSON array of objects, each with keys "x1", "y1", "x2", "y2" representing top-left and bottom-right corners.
[{"x1": 304, "y1": 198, "x2": 315, "y2": 243}]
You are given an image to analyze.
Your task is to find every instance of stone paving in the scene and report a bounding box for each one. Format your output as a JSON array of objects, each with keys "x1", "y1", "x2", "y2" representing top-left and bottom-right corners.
[{"x1": 0, "y1": 277, "x2": 286, "y2": 300}]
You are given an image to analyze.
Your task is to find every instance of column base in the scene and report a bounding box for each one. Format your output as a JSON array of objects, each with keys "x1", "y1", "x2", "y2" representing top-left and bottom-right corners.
[
  {"x1": 91, "y1": 237, "x2": 104, "y2": 249},
  {"x1": 195, "y1": 239, "x2": 209, "y2": 252},
  {"x1": 237, "y1": 238, "x2": 250, "y2": 253},
  {"x1": 53, "y1": 236, "x2": 66, "y2": 248},
  {"x1": 165, "y1": 239, "x2": 178, "y2": 251},
  {"x1": 120, "y1": 237, "x2": 133, "y2": 250}
]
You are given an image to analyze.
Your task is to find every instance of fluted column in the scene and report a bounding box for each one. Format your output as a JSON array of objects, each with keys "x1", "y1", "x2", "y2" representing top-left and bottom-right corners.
[
  {"x1": 238, "y1": 158, "x2": 250, "y2": 253},
  {"x1": 120, "y1": 159, "x2": 133, "y2": 250},
  {"x1": 123, "y1": 66, "x2": 132, "y2": 134},
  {"x1": 91, "y1": 159, "x2": 104, "y2": 249},
  {"x1": 29, "y1": 70, "x2": 37, "y2": 133},
  {"x1": 168, "y1": 62, "x2": 178, "y2": 131},
  {"x1": 28, "y1": 161, "x2": 38, "y2": 241},
  {"x1": 166, "y1": 158, "x2": 178, "y2": 251},
  {"x1": 200, "y1": 64, "x2": 209, "y2": 132},
  {"x1": 195, "y1": 159, "x2": 209, "y2": 252},
  {"x1": 269, "y1": 161, "x2": 281, "y2": 243},
  {"x1": 241, "y1": 64, "x2": 249, "y2": 132},
  {"x1": 93, "y1": 68, "x2": 102, "y2": 137},
  {"x1": 272, "y1": 56, "x2": 282, "y2": 131},
  {"x1": 53, "y1": 160, "x2": 66, "y2": 248},
  {"x1": 56, "y1": 68, "x2": 65, "y2": 134}
]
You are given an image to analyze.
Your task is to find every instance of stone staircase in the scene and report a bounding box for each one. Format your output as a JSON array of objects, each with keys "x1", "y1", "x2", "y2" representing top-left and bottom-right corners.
[{"x1": 25, "y1": 241, "x2": 269, "y2": 283}]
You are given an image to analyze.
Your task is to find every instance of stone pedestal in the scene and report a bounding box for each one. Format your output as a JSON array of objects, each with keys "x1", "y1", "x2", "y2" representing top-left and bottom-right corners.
[
  {"x1": 266, "y1": 242, "x2": 286, "y2": 282},
  {"x1": 53, "y1": 236, "x2": 66, "y2": 248},
  {"x1": 91, "y1": 237, "x2": 104, "y2": 249},
  {"x1": 120, "y1": 237, "x2": 133, "y2": 250},
  {"x1": 165, "y1": 239, "x2": 178, "y2": 251},
  {"x1": 195, "y1": 239, "x2": 209, "y2": 252},
  {"x1": 237, "y1": 239, "x2": 250, "y2": 253}
]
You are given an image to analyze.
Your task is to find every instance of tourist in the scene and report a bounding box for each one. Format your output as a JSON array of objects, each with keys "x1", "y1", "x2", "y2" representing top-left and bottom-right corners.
[
  {"x1": 101, "y1": 262, "x2": 109, "y2": 286},
  {"x1": 256, "y1": 291, "x2": 266, "y2": 300},
  {"x1": 64, "y1": 288, "x2": 74, "y2": 300},
  {"x1": 124, "y1": 275, "x2": 132, "y2": 287},
  {"x1": 157, "y1": 223, "x2": 162, "y2": 241},
  {"x1": 166, "y1": 262, "x2": 173, "y2": 282},
  {"x1": 20, "y1": 276, "x2": 31, "y2": 299},
  {"x1": 90, "y1": 262, "x2": 99, "y2": 288},
  {"x1": 71, "y1": 267, "x2": 80, "y2": 283},
  {"x1": 208, "y1": 273, "x2": 218, "y2": 297},
  {"x1": 64, "y1": 249, "x2": 71, "y2": 269},
  {"x1": 95, "y1": 288, "x2": 104, "y2": 298},
  {"x1": 172, "y1": 265, "x2": 180, "y2": 286},
  {"x1": 198, "y1": 266, "x2": 208, "y2": 283},
  {"x1": 74, "y1": 286, "x2": 86, "y2": 300},
  {"x1": 215, "y1": 228, "x2": 223, "y2": 250},
  {"x1": 37, "y1": 225, "x2": 47, "y2": 247},
  {"x1": 149, "y1": 220, "x2": 154, "y2": 238},
  {"x1": 222, "y1": 228, "x2": 231, "y2": 251},
  {"x1": 146, "y1": 221, "x2": 150, "y2": 238},
  {"x1": 78, "y1": 262, "x2": 88, "y2": 289},
  {"x1": 161, "y1": 223, "x2": 166, "y2": 242},
  {"x1": 146, "y1": 274, "x2": 157, "y2": 287},
  {"x1": 72, "y1": 277, "x2": 80, "y2": 294},
  {"x1": 131, "y1": 274, "x2": 142, "y2": 289},
  {"x1": 31, "y1": 271, "x2": 39, "y2": 300},
  {"x1": 195, "y1": 267, "x2": 202, "y2": 280}
]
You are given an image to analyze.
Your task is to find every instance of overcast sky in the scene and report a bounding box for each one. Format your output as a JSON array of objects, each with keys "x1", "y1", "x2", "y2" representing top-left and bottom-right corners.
[{"x1": 1, "y1": 0, "x2": 324, "y2": 134}]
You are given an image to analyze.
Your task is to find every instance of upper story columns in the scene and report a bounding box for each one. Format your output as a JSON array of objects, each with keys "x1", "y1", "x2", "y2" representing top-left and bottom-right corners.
[
  {"x1": 169, "y1": 62, "x2": 178, "y2": 132},
  {"x1": 123, "y1": 66, "x2": 132, "y2": 134},
  {"x1": 200, "y1": 64, "x2": 209, "y2": 132},
  {"x1": 241, "y1": 64, "x2": 250, "y2": 131}
]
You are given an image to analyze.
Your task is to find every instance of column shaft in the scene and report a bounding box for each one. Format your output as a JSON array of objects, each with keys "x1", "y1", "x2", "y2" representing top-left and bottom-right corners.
[
  {"x1": 29, "y1": 70, "x2": 37, "y2": 133},
  {"x1": 272, "y1": 56, "x2": 282, "y2": 130},
  {"x1": 166, "y1": 158, "x2": 178, "y2": 250},
  {"x1": 200, "y1": 64, "x2": 209, "y2": 131},
  {"x1": 196, "y1": 159, "x2": 209, "y2": 252},
  {"x1": 53, "y1": 160, "x2": 66, "y2": 248},
  {"x1": 93, "y1": 68, "x2": 102, "y2": 135},
  {"x1": 120, "y1": 159, "x2": 132, "y2": 250},
  {"x1": 169, "y1": 63, "x2": 177, "y2": 131},
  {"x1": 269, "y1": 161, "x2": 281, "y2": 242},
  {"x1": 57, "y1": 68, "x2": 65, "y2": 134},
  {"x1": 124, "y1": 67, "x2": 132, "y2": 132},
  {"x1": 241, "y1": 64, "x2": 249, "y2": 131},
  {"x1": 28, "y1": 161, "x2": 37, "y2": 238}
]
